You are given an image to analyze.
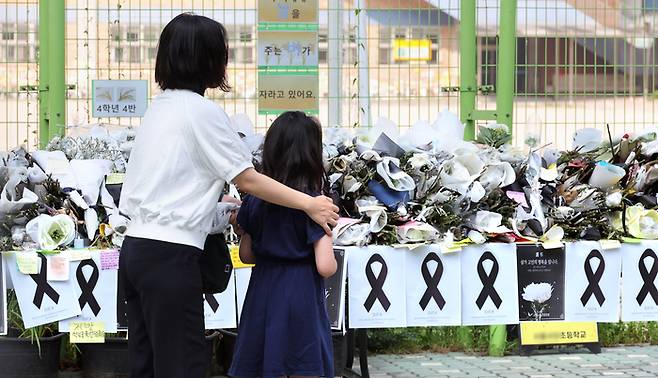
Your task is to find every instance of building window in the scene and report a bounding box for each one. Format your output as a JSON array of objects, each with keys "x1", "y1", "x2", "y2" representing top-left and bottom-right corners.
[
  {"x1": 114, "y1": 47, "x2": 124, "y2": 62},
  {"x1": 239, "y1": 31, "x2": 252, "y2": 43},
  {"x1": 126, "y1": 31, "x2": 139, "y2": 42},
  {"x1": 378, "y1": 47, "x2": 391, "y2": 64},
  {"x1": 2, "y1": 31, "x2": 14, "y2": 41},
  {"x1": 240, "y1": 47, "x2": 253, "y2": 63},
  {"x1": 318, "y1": 33, "x2": 328, "y2": 43},
  {"x1": 18, "y1": 46, "x2": 29, "y2": 62},
  {"x1": 148, "y1": 47, "x2": 157, "y2": 60},
  {"x1": 129, "y1": 46, "x2": 141, "y2": 63},
  {"x1": 318, "y1": 48, "x2": 327, "y2": 63},
  {"x1": 4, "y1": 46, "x2": 15, "y2": 60}
]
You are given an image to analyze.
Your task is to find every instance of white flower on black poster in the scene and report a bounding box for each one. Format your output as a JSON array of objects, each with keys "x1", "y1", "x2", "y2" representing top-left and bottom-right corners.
[{"x1": 522, "y1": 282, "x2": 553, "y2": 321}]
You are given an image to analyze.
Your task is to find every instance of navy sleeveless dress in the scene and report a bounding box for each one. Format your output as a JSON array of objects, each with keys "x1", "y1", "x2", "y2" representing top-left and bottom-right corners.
[{"x1": 228, "y1": 195, "x2": 334, "y2": 378}]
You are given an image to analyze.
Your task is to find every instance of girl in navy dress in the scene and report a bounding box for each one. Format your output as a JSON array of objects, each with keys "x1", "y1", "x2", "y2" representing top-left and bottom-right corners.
[{"x1": 229, "y1": 111, "x2": 337, "y2": 378}]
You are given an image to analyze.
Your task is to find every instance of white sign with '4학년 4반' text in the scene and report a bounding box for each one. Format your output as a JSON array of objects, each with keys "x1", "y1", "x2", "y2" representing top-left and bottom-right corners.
[{"x1": 92, "y1": 80, "x2": 148, "y2": 117}]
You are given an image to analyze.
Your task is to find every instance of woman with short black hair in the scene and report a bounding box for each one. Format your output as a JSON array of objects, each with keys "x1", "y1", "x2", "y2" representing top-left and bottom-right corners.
[{"x1": 118, "y1": 13, "x2": 339, "y2": 378}]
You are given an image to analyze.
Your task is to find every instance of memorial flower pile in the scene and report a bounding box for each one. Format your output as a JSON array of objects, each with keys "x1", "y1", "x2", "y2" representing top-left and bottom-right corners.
[
  {"x1": 2, "y1": 113, "x2": 658, "y2": 251},
  {"x1": 0, "y1": 125, "x2": 132, "y2": 251},
  {"x1": 315, "y1": 113, "x2": 658, "y2": 247}
]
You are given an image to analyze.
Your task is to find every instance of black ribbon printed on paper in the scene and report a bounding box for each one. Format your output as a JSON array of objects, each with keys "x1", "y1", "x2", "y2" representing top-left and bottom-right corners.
[
  {"x1": 418, "y1": 252, "x2": 446, "y2": 311},
  {"x1": 205, "y1": 294, "x2": 220, "y2": 313},
  {"x1": 30, "y1": 254, "x2": 60, "y2": 309},
  {"x1": 77, "y1": 259, "x2": 101, "y2": 316},
  {"x1": 363, "y1": 253, "x2": 391, "y2": 312},
  {"x1": 636, "y1": 249, "x2": 658, "y2": 306},
  {"x1": 580, "y1": 249, "x2": 606, "y2": 306},
  {"x1": 475, "y1": 251, "x2": 502, "y2": 310}
]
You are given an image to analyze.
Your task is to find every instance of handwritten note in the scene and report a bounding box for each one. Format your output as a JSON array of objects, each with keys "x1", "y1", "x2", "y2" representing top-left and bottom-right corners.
[
  {"x1": 66, "y1": 249, "x2": 92, "y2": 261},
  {"x1": 105, "y1": 173, "x2": 125, "y2": 185},
  {"x1": 100, "y1": 250, "x2": 120, "y2": 270},
  {"x1": 16, "y1": 252, "x2": 40, "y2": 274},
  {"x1": 46, "y1": 254, "x2": 70, "y2": 281},
  {"x1": 70, "y1": 321, "x2": 105, "y2": 343}
]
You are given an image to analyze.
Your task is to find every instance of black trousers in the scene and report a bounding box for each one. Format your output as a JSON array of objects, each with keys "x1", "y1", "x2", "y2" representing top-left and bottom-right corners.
[{"x1": 119, "y1": 236, "x2": 206, "y2": 378}]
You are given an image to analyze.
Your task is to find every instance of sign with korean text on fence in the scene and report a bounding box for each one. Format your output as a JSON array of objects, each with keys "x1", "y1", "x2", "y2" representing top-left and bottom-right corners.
[
  {"x1": 258, "y1": 30, "x2": 318, "y2": 67},
  {"x1": 258, "y1": 0, "x2": 318, "y2": 23},
  {"x1": 257, "y1": 0, "x2": 319, "y2": 115},
  {"x1": 258, "y1": 72, "x2": 319, "y2": 114},
  {"x1": 92, "y1": 80, "x2": 148, "y2": 118}
]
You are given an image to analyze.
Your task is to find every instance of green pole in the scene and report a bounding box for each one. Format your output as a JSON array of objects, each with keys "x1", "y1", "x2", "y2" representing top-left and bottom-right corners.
[
  {"x1": 459, "y1": 0, "x2": 476, "y2": 140},
  {"x1": 487, "y1": 0, "x2": 517, "y2": 358},
  {"x1": 48, "y1": 0, "x2": 66, "y2": 140},
  {"x1": 496, "y1": 0, "x2": 517, "y2": 130},
  {"x1": 38, "y1": 0, "x2": 49, "y2": 148},
  {"x1": 457, "y1": 0, "x2": 477, "y2": 350}
]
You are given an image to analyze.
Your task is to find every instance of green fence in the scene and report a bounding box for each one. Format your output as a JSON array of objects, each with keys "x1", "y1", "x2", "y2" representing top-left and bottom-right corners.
[{"x1": 1, "y1": 1, "x2": 657, "y2": 151}]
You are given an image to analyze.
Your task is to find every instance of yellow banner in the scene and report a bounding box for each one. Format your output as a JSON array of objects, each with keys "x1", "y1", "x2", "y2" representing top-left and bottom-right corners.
[
  {"x1": 393, "y1": 39, "x2": 432, "y2": 61},
  {"x1": 230, "y1": 245, "x2": 254, "y2": 269},
  {"x1": 520, "y1": 321, "x2": 598, "y2": 345}
]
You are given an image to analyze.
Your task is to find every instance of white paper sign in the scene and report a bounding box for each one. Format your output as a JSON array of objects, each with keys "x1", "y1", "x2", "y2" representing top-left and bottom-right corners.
[
  {"x1": 461, "y1": 243, "x2": 519, "y2": 326},
  {"x1": 204, "y1": 271, "x2": 237, "y2": 330},
  {"x1": 59, "y1": 250, "x2": 118, "y2": 333},
  {"x1": 564, "y1": 242, "x2": 621, "y2": 322},
  {"x1": 4, "y1": 252, "x2": 81, "y2": 328},
  {"x1": 622, "y1": 241, "x2": 658, "y2": 321},
  {"x1": 404, "y1": 245, "x2": 461, "y2": 326},
  {"x1": 348, "y1": 246, "x2": 406, "y2": 328},
  {"x1": 92, "y1": 80, "x2": 148, "y2": 117},
  {"x1": 326, "y1": 248, "x2": 348, "y2": 331},
  {"x1": 235, "y1": 267, "x2": 252, "y2": 323},
  {"x1": 1, "y1": 255, "x2": 7, "y2": 335}
]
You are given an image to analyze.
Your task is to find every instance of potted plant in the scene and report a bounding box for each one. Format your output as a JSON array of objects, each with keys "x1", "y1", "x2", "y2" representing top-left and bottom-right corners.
[{"x1": 0, "y1": 290, "x2": 63, "y2": 378}]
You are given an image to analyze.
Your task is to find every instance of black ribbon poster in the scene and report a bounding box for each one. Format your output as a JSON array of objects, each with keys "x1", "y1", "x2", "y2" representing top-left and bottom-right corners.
[
  {"x1": 205, "y1": 294, "x2": 220, "y2": 313},
  {"x1": 30, "y1": 254, "x2": 60, "y2": 309},
  {"x1": 363, "y1": 253, "x2": 391, "y2": 312},
  {"x1": 419, "y1": 252, "x2": 445, "y2": 311},
  {"x1": 516, "y1": 244, "x2": 565, "y2": 321},
  {"x1": 476, "y1": 251, "x2": 502, "y2": 310},
  {"x1": 636, "y1": 249, "x2": 658, "y2": 306},
  {"x1": 77, "y1": 259, "x2": 101, "y2": 316},
  {"x1": 581, "y1": 249, "x2": 606, "y2": 306}
]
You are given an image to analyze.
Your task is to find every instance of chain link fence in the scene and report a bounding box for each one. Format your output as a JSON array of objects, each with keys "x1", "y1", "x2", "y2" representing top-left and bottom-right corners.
[{"x1": 0, "y1": 0, "x2": 657, "y2": 150}]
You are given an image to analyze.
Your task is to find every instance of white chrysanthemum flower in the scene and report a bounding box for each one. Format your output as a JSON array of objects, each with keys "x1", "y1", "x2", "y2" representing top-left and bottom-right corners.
[{"x1": 522, "y1": 282, "x2": 553, "y2": 304}]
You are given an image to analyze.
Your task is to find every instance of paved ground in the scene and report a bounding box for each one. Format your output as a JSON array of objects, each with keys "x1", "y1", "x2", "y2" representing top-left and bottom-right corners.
[{"x1": 353, "y1": 346, "x2": 658, "y2": 378}]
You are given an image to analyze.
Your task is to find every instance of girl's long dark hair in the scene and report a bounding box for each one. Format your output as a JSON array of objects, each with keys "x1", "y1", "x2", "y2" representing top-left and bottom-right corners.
[{"x1": 261, "y1": 111, "x2": 325, "y2": 194}]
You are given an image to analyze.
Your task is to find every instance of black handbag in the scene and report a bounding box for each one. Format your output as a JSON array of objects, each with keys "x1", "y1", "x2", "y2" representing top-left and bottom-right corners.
[{"x1": 200, "y1": 233, "x2": 234, "y2": 294}]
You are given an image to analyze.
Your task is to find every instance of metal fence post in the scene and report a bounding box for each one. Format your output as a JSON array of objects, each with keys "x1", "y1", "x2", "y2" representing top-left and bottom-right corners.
[
  {"x1": 38, "y1": 0, "x2": 49, "y2": 148},
  {"x1": 496, "y1": 0, "x2": 517, "y2": 131},
  {"x1": 459, "y1": 0, "x2": 477, "y2": 140},
  {"x1": 39, "y1": 0, "x2": 66, "y2": 147},
  {"x1": 49, "y1": 0, "x2": 66, "y2": 140},
  {"x1": 328, "y1": 0, "x2": 343, "y2": 127}
]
